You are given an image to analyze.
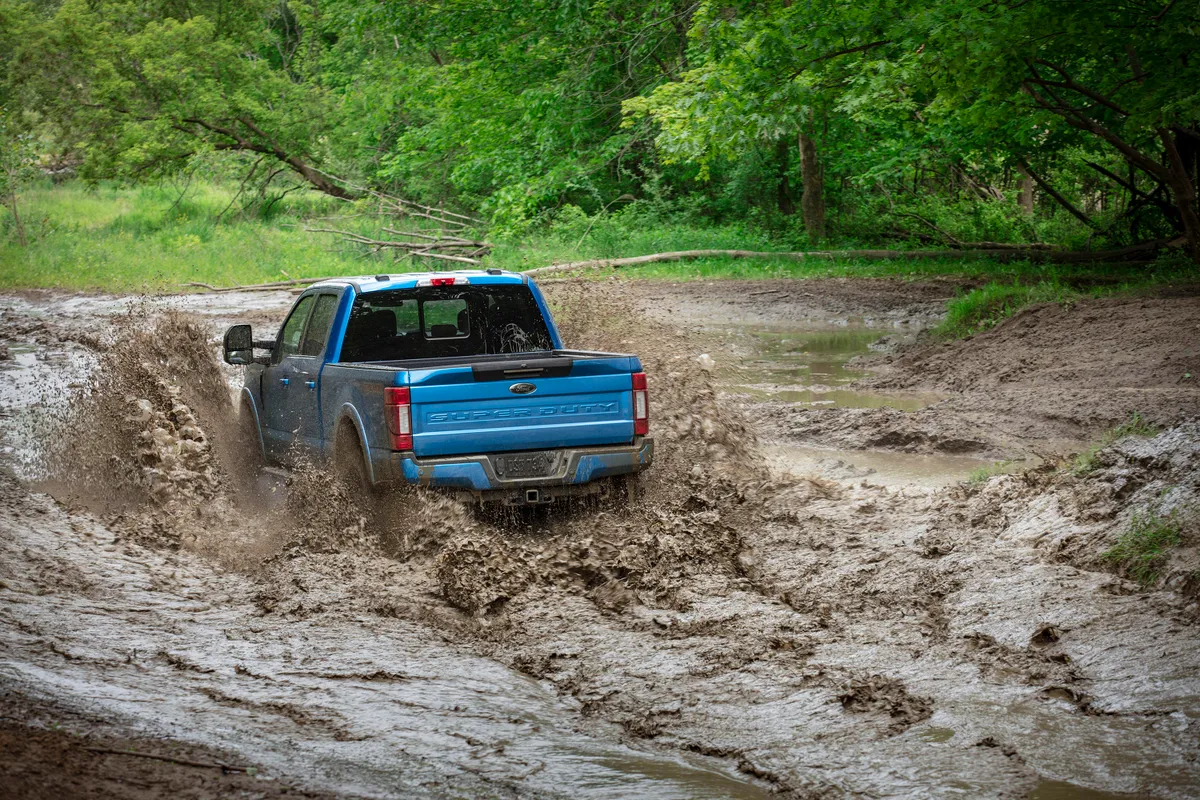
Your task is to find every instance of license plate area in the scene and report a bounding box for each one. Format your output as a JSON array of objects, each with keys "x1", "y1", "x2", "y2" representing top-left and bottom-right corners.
[{"x1": 493, "y1": 451, "x2": 556, "y2": 479}]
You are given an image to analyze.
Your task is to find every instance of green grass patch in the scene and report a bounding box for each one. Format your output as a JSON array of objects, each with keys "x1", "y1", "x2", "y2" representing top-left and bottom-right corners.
[
  {"x1": 0, "y1": 181, "x2": 367, "y2": 292},
  {"x1": 1103, "y1": 507, "x2": 1183, "y2": 586},
  {"x1": 1071, "y1": 412, "x2": 1160, "y2": 476},
  {"x1": 3, "y1": 180, "x2": 1199, "y2": 292},
  {"x1": 933, "y1": 280, "x2": 1081, "y2": 338},
  {"x1": 966, "y1": 460, "x2": 1016, "y2": 485}
]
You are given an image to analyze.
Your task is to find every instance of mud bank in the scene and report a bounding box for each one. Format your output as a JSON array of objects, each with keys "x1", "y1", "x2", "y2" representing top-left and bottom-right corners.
[
  {"x1": 1, "y1": 280, "x2": 1198, "y2": 799},
  {"x1": 778, "y1": 293, "x2": 1200, "y2": 458}
]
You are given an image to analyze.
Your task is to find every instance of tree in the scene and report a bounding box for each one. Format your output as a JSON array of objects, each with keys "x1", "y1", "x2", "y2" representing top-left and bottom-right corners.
[
  {"x1": 623, "y1": 1, "x2": 902, "y2": 242},
  {"x1": 0, "y1": 110, "x2": 37, "y2": 246},
  {"x1": 912, "y1": 0, "x2": 1200, "y2": 259},
  {"x1": 345, "y1": 0, "x2": 698, "y2": 226},
  {"x1": 14, "y1": 0, "x2": 353, "y2": 198}
]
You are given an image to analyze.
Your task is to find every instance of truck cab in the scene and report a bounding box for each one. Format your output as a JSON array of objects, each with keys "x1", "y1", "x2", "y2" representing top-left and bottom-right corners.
[{"x1": 223, "y1": 270, "x2": 652, "y2": 505}]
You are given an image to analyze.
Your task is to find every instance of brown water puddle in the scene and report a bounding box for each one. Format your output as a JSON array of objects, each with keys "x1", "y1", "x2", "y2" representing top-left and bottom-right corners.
[
  {"x1": 712, "y1": 323, "x2": 1003, "y2": 486},
  {"x1": 716, "y1": 326, "x2": 943, "y2": 411},
  {"x1": 1030, "y1": 780, "x2": 1156, "y2": 799}
]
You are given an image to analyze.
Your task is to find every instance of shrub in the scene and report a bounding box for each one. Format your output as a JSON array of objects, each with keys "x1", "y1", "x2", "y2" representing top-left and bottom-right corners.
[{"x1": 966, "y1": 460, "x2": 1014, "y2": 485}]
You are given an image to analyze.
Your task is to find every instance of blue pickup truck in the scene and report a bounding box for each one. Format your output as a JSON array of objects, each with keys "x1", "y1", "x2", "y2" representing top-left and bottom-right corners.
[{"x1": 222, "y1": 270, "x2": 652, "y2": 505}]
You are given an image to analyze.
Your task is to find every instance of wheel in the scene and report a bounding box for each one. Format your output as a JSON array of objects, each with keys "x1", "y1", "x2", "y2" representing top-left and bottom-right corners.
[
  {"x1": 333, "y1": 426, "x2": 372, "y2": 495},
  {"x1": 236, "y1": 401, "x2": 264, "y2": 475}
]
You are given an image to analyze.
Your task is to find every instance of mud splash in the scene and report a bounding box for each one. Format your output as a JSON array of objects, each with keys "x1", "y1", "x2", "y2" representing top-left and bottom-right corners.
[
  {"x1": 421, "y1": 286, "x2": 773, "y2": 617},
  {"x1": 28, "y1": 313, "x2": 234, "y2": 546},
  {"x1": 7, "y1": 297, "x2": 784, "y2": 796}
]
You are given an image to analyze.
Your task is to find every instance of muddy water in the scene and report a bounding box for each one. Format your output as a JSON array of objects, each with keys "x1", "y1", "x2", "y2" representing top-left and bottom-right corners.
[
  {"x1": 718, "y1": 325, "x2": 941, "y2": 411},
  {"x1": 711, "y1": 322, "x2": 1006, "y2": 486},
  {"x1": 1031, "y1": 779, "x2": 1155, "y2": 799},
  {"x1": 0, "y1": 296, "x2": 776, "y2": 798},
  {"x1": 0, "y1": 502, "x2": 771, "y2": 799},
  {"x1": 760, "y1": 443, "x2": 1015, "y2": 488}
]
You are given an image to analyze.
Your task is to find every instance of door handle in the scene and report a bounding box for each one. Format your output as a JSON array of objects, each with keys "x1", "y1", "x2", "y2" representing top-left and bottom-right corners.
[
  {"x1": 280, "y1": 378, "x2": 289, "y2": 386},
  {"x1": 305, "y1": 380, "x2": 316, "y2": 390}
]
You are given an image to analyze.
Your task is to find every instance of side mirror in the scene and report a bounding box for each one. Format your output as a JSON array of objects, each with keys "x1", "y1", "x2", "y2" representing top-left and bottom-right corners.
[{"x1": 223, "y1": 324, "x2": 254, "y2": 365}]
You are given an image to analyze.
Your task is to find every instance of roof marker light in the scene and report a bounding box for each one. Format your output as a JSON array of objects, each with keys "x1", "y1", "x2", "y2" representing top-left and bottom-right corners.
[{"x1": 417, "y1": 276, "x2": 470, "y2": 287}]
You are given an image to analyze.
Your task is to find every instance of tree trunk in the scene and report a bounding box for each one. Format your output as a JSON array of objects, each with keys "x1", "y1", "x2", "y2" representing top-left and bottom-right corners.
[
  {"x1": 775, "y1": 137, "x2": 796, "y2": 216},
  {"x1": 799, "y1": 132, "x2": 825, "y2": 240},
  {"x1": 1159, "y1": 128, "x2": 1200, "y2": 262},
  {"x1": 1016, "y1": 165, "x2": 1034, "y2": 215},
  {"x1": 286, "y1": 158, "x2": 354, "y2": 200},
  {"x1": 230, "y1": 116, "x2": 356, "y2": 200},
  {"x1": 1017, "y1": 157, "x2": 1097, "y2": 229},
  {"x1": 6, "y1": 191, "x2": 26, "y2": 246}
]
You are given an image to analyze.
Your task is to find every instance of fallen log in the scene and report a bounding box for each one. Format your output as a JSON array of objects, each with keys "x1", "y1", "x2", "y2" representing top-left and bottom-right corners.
[
  {"x1": 407, "y1": 250, "x2": 483, "y2": 264},
  {"x1": 522, "y1": 243, "x2": 1171, "y2": 277},
  {"x1": 304, "y1": 226, "x2": 488, "y2": 263},
  {"x1": 176, "y1": 278, "x2": 327, "y2": 293}
]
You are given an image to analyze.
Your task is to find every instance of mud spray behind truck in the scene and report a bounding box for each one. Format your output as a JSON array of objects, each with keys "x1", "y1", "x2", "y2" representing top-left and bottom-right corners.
[{"x1": 222, "y1": 270, "x2": 653, "y2": 505}]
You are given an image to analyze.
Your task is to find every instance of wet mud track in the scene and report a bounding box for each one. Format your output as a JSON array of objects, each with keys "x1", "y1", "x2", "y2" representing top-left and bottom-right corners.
[{"x1": 1, "y1": 280, "x2": 1198, "y2": 799}]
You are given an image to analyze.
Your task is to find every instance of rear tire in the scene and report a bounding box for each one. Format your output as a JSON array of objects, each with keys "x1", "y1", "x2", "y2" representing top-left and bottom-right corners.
[{"x1": 333, "y1": 426, "x2": 372, "y2": 496}]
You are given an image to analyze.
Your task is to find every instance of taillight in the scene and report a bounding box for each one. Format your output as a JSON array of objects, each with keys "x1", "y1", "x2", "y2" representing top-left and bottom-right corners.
[
  {"x1": 384, "y1": 386, "x2": 413, "y2": 450},
  {"x1": 631, "y1": 372, "x2": 649, "y2": 436}
]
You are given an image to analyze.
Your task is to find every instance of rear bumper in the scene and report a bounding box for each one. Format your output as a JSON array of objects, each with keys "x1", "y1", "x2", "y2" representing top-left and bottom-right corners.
[{"x1": 384, "y1": 437, "x2": 653, "y2": 494}]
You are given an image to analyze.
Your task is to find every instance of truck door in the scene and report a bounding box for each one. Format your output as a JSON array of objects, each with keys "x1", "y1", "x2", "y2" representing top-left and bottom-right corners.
[
  {"x1": 294, "y1": 293, "x2": 341, "y2": 449},
  {"x1": 262, "y1": 294, "x2": 314, "y2": 461}
]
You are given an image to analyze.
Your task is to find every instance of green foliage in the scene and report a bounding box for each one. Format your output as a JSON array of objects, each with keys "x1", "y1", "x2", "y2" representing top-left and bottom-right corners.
[
  {"x1": 0, "y1": 108, "x2": 39, "y2": 245},
  {"x1": 2, "y1": 0, "x2": 1199, "y2": 264},
  {"x1": 1110, "y1": 413, "x2": 1160, "y2": 441},
  {"x1": 1103, "y1": 507, "x2": 1184, "y2": 587},
  {"x1": 935, "y1": 280, "x2": 1080, "y2": 338}
]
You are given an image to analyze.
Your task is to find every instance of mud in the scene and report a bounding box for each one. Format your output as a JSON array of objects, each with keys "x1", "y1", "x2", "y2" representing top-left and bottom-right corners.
[
  {"x1": 1, "y1": 280, "x2": 1198, "y2": 799},
  {"x1": 850, "y1": 293, "x2": 1200, "y2": 456}
]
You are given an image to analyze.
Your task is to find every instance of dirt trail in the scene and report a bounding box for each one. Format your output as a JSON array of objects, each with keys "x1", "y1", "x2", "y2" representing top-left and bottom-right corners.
[{"x1": 1, "y1": 280, "x2": 1198, "y2": 799}]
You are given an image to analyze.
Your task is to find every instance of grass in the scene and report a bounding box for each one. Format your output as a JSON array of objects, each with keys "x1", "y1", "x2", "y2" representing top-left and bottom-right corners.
[
  {"x1": 1103, "y1": 507, "x2": 1184, "y2": 586},
  {"x1": 1071, "y1": 412, "x2": 1160, "y2": 476},
  {"x1": 0, "y1": 181, "x2": 367, "y2": 291},
  {"x1": 933, "y1": 280, "x2": 1082, "y2": 338},
  {"x1": 490, "y1": 228, "x2": 1186, "y2": 286},
  {"x1": 2, "y1": 180, "x2": 1197, "y2": 295},
  {"x1": 966, "y1": 460, "x2": 1015, "y2": 485}
]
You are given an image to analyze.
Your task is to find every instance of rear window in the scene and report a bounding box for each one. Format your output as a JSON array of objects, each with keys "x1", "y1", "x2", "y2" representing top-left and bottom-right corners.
[{"x1": 339, "y1": 284, "x2": 553, "y2": 362}]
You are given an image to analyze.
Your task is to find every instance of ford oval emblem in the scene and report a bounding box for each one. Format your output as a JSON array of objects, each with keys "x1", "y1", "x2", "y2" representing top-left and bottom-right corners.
[{"x1": 509, "y1": 382, "x2": 537, "y2": 395}]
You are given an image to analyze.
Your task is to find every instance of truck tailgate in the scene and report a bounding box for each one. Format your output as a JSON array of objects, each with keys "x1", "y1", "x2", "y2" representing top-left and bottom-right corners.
[{"x1": 408, "y1": 355, "x2": 637, "y2": 457}]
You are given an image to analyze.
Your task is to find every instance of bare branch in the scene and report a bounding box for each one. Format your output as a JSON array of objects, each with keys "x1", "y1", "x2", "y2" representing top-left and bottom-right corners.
[
  {"x1": 1015, "y1": 157, "x2": 1100, "y2": 229},
  {"x1": 1028, "y1": 59, "x2": 1131, "y2": 115}
]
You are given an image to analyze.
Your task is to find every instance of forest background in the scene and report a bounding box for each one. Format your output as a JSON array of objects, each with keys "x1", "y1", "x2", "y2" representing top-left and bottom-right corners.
[{"x1": 0, "y1": 0, "x2": 1198, "y2": 301}]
